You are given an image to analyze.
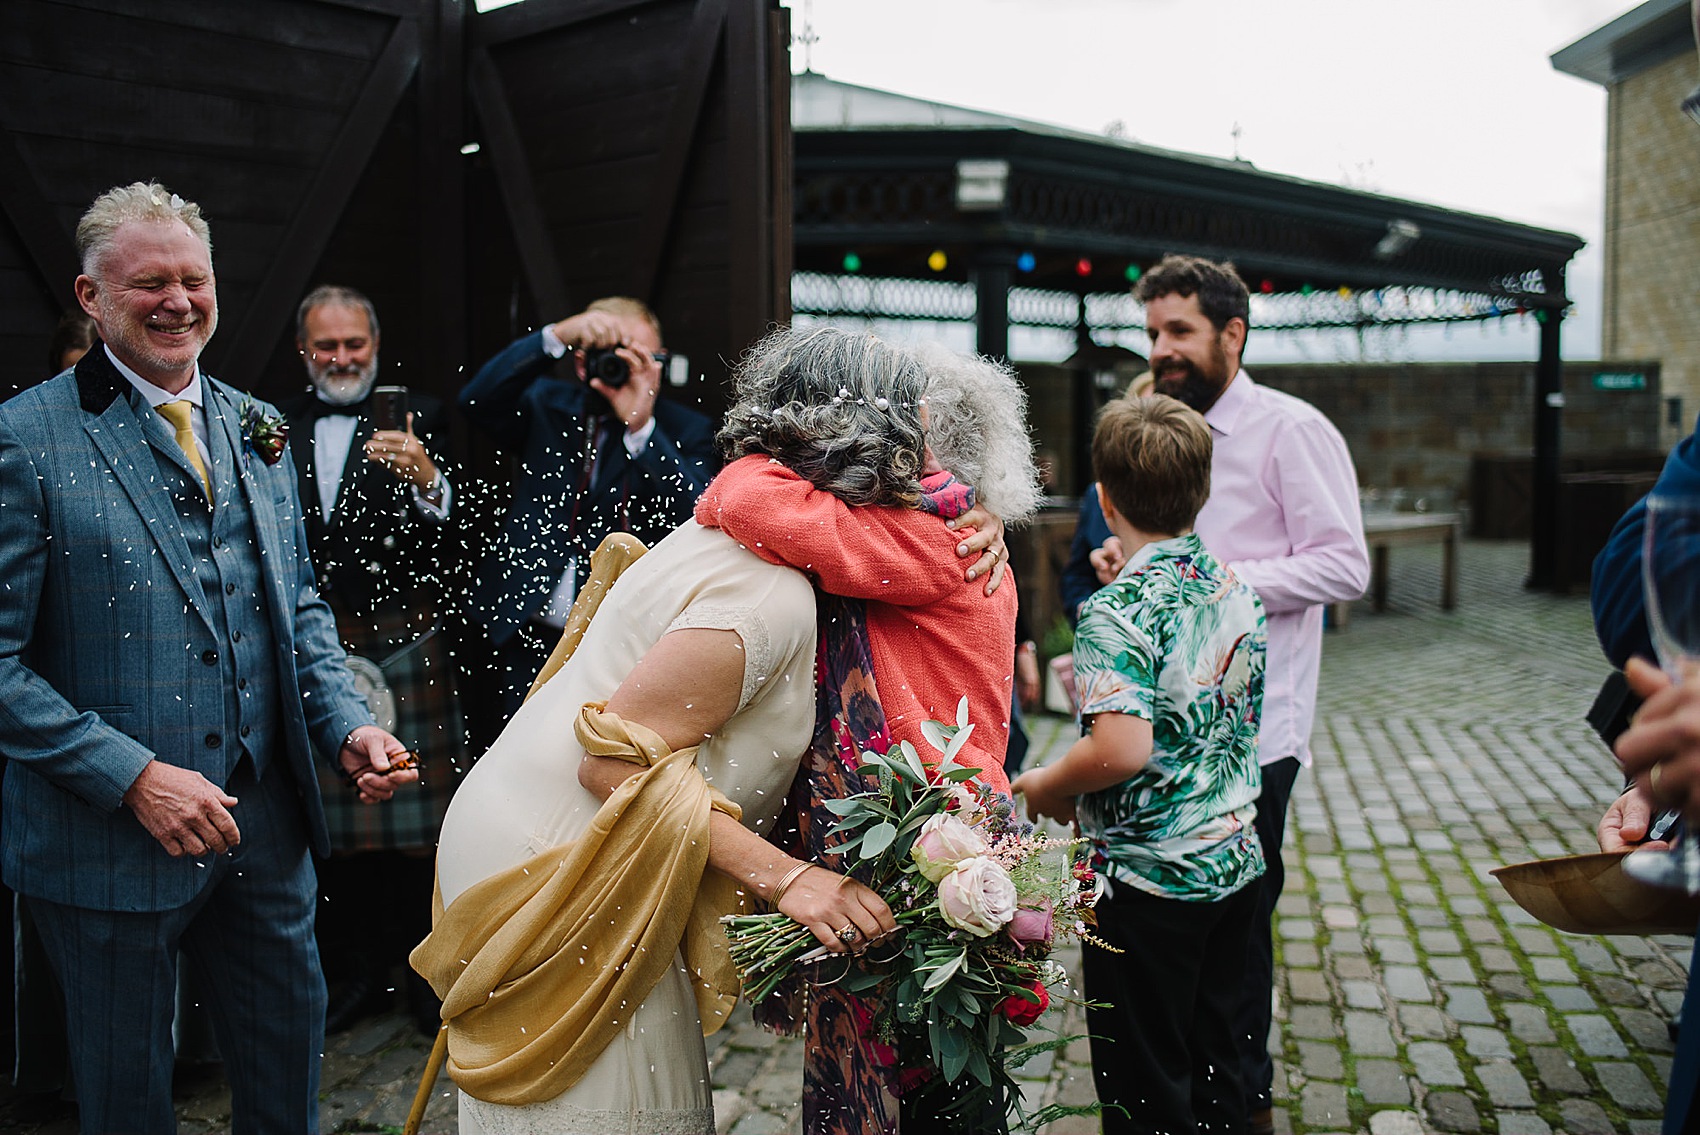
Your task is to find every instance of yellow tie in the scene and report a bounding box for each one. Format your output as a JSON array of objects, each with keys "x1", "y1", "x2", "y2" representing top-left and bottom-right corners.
[{"x1": 155, "y1": 401, "x2": 211, "y2": 502}]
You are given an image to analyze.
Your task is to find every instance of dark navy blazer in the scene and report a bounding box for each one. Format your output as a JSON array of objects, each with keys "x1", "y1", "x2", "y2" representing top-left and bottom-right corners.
[
  {"x1": 459, "y1": 330, "x2": 717, "y2": 646},
  {"x1": 1060, "y1": 486, "x2": 1112, "y2": 627},
  {"x1": 1593, "y1": 419, "x2": 1700, "y2": 668},
  {"x1": 1588, "y1": 418, "x2": 1700, "y2": 1135}
]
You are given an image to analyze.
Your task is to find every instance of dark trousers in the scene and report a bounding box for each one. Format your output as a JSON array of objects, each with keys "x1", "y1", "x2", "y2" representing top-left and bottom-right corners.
[
  {"x1": 1667, "y1": 926, "x2": 1700, "y2": 1135},
  {"x1": 1084, "y1": 878, "x2": 1260, "y2": 1135},
  {"x1": 1235, "y1": 756, "x2": 1302, "y2": 1112},
  {"x1": 31, "y1": 759, "x2": 325, "y2": 1135},
  {"x1": 316, "y1": 851, "x2": 435, "y2": 980}
]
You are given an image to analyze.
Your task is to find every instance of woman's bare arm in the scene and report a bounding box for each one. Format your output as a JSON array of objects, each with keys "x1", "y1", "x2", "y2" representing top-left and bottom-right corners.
[{"x1": 578, "y1": 628, "x2": 895, "y2": 951}]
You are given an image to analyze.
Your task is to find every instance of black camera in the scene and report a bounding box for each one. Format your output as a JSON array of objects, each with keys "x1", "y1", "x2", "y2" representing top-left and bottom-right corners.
[
  {"x1": 580, "y1": 347, "x2": 630, "y2": 388},
  {"x1": 579, "y1": 347, "x2": 670, "y2": 390}
]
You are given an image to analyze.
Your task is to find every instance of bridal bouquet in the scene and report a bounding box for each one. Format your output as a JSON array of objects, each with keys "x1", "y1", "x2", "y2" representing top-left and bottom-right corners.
[{"x1": 722, "y1": 701, "x2": 1104, "y2": 1126}]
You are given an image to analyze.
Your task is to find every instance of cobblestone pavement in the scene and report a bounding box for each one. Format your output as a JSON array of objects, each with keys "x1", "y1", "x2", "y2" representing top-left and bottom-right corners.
[{"x1": 2, "y1": 538, "x2": 1688, "y2": 1134}]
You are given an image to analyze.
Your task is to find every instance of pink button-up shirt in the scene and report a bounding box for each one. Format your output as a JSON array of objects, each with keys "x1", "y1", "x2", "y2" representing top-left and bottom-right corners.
[{"x1": 1195, "y1": 370, "x2": 1370, "y2": 767}]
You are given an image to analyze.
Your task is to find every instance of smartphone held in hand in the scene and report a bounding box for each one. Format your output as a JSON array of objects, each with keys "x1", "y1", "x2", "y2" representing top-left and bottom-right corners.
[{"x1": 371, "y1": 385, "x2": 410, "y2": 432}]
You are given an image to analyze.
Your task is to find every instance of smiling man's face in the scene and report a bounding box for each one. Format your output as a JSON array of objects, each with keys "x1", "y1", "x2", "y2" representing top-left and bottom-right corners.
[{"x1": 75, "y1": 219, "x2": 218, "y2": 392}]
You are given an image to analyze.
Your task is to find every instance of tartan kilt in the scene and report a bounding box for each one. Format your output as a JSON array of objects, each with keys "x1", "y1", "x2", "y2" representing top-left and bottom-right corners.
[{"x1": 316, "y1": 600, "x2": 469, "y2": 852}]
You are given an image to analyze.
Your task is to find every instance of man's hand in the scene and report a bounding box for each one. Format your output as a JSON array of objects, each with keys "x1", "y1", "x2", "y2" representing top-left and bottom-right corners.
[
  {"x1": 949, "y1": 504, "x2": 1009, "y2": 595},
  {"x1": 1090, "y1": 536, "x2": 1127, "y2": 586},
  {"x1": 1011, "y1": 767, "x2": 1075, "y2": 825},
  {"x1": 123, "y1": 761, "x2": 241, "y2": 858},
  {"x1": 1599, "y1": 783, "x2": 1668, "y2": 853},
  {"x1": 338, "y1": 725, "x2": 419, "y2": 804},
  {"x1": 550, "y1": 310, "x2": 626, "y2": 353},
  {"x1": 1015, "y1": 644, "x2": 1041, "y2": 710},
  {"x1": 591, "y1": 342, "x2": 663, "y2": 436},
  {"x1": 1614, "y1": 656, "x2": 1700, "y2": 822},
  {"x1": 364, "y1": 412, "x2": 439, "y2": 492}
]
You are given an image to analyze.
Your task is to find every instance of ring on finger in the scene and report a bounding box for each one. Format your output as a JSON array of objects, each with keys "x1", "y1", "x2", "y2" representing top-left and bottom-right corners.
[
  {"x1": 1651, "y1": 762, "x2": 1666, "y2": 800},
  {"x1": 836, "y1": 923, "x2": 860, "y2": 945}
]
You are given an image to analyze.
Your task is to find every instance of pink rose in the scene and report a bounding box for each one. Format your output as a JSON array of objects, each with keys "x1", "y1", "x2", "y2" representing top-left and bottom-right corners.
[
  {"x1": 1007, "y1": 900, "x2": 1054, "y2": 954},
  {"x1": 937, "y1": 856, "x2": 1018, "y2": 936},
  {"x1": 910, "y1": 814, "x2": 990, "y2": 883},
  {"x1": 999, "y1": 980, "x2": 1049, "y2": 1026}
]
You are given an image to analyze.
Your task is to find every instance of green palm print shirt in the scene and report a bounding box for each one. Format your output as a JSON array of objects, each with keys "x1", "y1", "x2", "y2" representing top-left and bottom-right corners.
[{"x1": 1074, "y1": 532, "x2": 1268, "y2": 902}]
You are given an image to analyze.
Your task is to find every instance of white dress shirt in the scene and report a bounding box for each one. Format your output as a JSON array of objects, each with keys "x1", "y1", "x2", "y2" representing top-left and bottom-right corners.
[
  {"x1": 110, "y1": 346, "x2": 213, "y2": 473},
  {"x1": 310, "y1": 408, "x2": 452, "y2": 525}
]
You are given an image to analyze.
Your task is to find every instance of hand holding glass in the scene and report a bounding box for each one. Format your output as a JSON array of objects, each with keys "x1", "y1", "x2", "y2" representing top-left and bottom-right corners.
[{"x1": 1625, "y1": 495, "x2": 1700, "y2": 893}]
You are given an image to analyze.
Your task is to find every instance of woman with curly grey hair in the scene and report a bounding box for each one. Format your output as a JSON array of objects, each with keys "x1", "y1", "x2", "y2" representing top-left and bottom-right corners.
[
  {"x1": 701, "y1": 325, "x2": 1035, "y2": 790},
  {"x1": 695, "y1": 325, "x2": 1038, "y2": 1134},
  {"x1": 418, "y1": 324, "x2": 1008, "y2": 1135}
]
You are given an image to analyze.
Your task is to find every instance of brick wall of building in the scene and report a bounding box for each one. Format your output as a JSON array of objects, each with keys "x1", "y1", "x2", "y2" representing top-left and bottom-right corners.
[{"x1": 1604, "y1": 51, "x2": 1700, "y2": 442}]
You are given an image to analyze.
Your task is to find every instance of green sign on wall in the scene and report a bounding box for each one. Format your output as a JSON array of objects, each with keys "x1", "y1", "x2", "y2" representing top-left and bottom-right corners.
[{"x1": 1594, "y1": 371, "x2": 1648, "y2": 391}]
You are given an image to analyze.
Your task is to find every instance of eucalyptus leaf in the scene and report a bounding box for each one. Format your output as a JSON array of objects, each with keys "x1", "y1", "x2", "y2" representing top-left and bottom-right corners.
[
  {"x1": 898, "y1": 740, "x2": 929, "y2": 783},
  {"x1": 943, "y1": 721, "x2": 976, "y2": 763},
  {"x1": 922, "y1": 951, "x2": 965, "y2": 990},
  {"x1": 956, "y1": 695, "x2": 970, "y2": 729},
  {"x1": 966, "y1": 1046, "x2": 990, "y2": 1085},
  {"x1": 861, "y1": 822, "x2": 897, "y2": 857},
  {"x1": 941, "y1": 1037, "x2": 970, "y2": 1083},
  {"x1": 919, "y1": 719, "x2": 952, "y2": 754},
  {"x1": 885, "y1": 757, "x2": 925, "y2": 787}
]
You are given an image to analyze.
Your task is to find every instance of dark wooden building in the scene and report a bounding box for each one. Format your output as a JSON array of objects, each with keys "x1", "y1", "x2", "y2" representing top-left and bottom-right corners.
[{"x1": 0, "y1": 0, "x2": 792, "y2": 418}]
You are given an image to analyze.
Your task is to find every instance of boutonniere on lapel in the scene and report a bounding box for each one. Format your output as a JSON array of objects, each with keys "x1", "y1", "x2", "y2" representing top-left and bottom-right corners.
[{"x1": 238, "y1": 398, "x2": 289, "y2": 467}]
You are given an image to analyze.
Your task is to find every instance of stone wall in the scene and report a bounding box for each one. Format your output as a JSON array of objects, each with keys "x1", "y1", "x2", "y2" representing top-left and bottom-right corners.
[
  {"x1": 1604, "y1": 50, "x2": 1700, "y2": 444},
  {"x1": 1250, "y1": 359, "x2": 1665, "y2": 508}
]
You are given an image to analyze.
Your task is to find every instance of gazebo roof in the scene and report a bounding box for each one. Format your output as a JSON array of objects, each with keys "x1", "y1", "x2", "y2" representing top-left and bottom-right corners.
[{"x1": 792, "y1": 73, "x2": 1584, "y2": 317}]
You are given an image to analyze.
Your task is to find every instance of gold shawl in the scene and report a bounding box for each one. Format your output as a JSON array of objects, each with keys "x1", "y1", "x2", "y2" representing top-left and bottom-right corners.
[{"x1": 408, "y1": 535, "x2": 748, "y2": 1105}]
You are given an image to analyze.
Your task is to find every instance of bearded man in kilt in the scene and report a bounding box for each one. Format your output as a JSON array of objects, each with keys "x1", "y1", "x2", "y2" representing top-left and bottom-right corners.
[{"x1": 282, "y1": 285, "x2": 469, "y2": 1035}]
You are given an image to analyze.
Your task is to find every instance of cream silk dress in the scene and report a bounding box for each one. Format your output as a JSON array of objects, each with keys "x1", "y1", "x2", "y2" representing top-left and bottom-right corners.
[{"x1": 434, "y1": 521, "x2": 818, "y2": 1135}]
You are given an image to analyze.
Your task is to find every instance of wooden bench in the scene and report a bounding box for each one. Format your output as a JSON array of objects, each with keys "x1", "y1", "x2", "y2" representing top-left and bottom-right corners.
[{"x1": 1330, "y1": 512, "x2": 1462, "y2": 628}]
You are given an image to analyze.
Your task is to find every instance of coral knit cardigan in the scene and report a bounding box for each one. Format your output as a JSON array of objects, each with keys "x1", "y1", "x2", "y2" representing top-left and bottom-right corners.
[{"x1": 695, "y1": 456, "x2": 1016, "y2": 796}]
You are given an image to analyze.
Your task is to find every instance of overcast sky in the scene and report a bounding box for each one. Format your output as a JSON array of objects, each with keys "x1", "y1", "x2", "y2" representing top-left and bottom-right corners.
[
  {"x1": 782, "y1": 0, "x2": 1635, "y2": 364},
  {"x1": 477, "y1": 0, "x2": 1638, "y2": 364}
]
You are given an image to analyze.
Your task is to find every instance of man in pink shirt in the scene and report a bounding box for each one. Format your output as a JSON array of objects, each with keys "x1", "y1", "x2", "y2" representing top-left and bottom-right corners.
[{"x1": 1130, "y1": 255, "x2": 1370, "y2": 1135}]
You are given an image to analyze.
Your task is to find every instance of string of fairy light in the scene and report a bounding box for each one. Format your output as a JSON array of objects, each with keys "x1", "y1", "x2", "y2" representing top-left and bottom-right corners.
[{"x1": 796, "y1": 268, "x2": 1556, "y2": 333}]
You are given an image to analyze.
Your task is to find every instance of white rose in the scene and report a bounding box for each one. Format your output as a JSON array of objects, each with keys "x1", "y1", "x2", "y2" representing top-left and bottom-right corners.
[
  {"x1": 910, "y1": 814, "x2": 991, "y2": 883},
  {"x1": 937, "y1": 856, "x2": 1018, "y2": 936}
]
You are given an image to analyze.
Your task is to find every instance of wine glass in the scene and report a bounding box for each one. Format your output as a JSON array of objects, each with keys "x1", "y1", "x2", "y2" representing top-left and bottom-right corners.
[{"x1": 1623, "y1": 494, "x2": 1700, "y2": 894}]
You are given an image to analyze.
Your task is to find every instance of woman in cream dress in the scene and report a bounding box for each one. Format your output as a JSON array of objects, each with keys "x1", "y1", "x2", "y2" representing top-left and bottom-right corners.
[{"x1": 424, "y1": 327, "x2": 949, "y2": 1135}]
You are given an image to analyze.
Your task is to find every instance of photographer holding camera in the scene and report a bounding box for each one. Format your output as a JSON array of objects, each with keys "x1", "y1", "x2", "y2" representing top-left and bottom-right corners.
[{"x1": 460, "y1": 297, "x2": 715, "y2": 717}]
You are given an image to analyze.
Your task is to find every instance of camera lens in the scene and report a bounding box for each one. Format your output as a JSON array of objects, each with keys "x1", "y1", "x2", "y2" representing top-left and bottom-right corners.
[{"x1": 582, "y1": 348, "x2": 630, "y2": 388}]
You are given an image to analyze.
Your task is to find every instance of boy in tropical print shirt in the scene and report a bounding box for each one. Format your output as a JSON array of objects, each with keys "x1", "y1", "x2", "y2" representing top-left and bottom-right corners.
[{"x1": 1013, "y1": 393, "x2": 1267, "y2": 1135}]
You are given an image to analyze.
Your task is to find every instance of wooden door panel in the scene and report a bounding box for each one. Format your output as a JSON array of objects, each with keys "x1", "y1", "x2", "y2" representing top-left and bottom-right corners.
[{"x1": 0, "y1": 0, "x2": 787, "y2": 419}]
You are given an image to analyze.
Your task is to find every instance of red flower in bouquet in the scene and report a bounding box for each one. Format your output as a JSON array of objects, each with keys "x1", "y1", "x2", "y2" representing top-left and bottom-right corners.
[{"x1": 999, "y1": 980, "x2": 1049, "y2": 1026}]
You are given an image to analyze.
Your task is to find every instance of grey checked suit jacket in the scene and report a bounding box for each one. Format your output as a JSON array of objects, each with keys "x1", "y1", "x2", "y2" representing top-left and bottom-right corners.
[{"x1": 0, "y1": 348, "x2": 372, "y2": 912}]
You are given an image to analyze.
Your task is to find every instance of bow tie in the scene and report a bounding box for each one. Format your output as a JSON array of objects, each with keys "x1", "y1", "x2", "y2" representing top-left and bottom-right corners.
[{"x1": 309, "y1": 393, "x2": 369, "y2": 418}]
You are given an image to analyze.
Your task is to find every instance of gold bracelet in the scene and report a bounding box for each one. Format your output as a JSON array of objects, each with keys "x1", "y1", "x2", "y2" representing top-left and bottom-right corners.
[{"x1": 769, "y1": 861, "x2": 816, "y2": 907}]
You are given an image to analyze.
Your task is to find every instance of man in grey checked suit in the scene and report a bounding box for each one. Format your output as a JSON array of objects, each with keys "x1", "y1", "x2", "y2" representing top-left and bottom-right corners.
[{"x1": 0, "y1": 182, "x2": 418, "y2": 1133}]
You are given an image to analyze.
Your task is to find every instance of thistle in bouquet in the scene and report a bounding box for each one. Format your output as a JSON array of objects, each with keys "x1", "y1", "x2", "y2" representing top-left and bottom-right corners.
[{"x1": 722, "y1": 699, "x2": 1107, "y2": 1127}]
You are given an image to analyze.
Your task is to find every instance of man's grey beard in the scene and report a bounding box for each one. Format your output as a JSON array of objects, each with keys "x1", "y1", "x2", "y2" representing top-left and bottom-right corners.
[{"x1": 310, "y1": 356, "x2": 379, "y2": 406}]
